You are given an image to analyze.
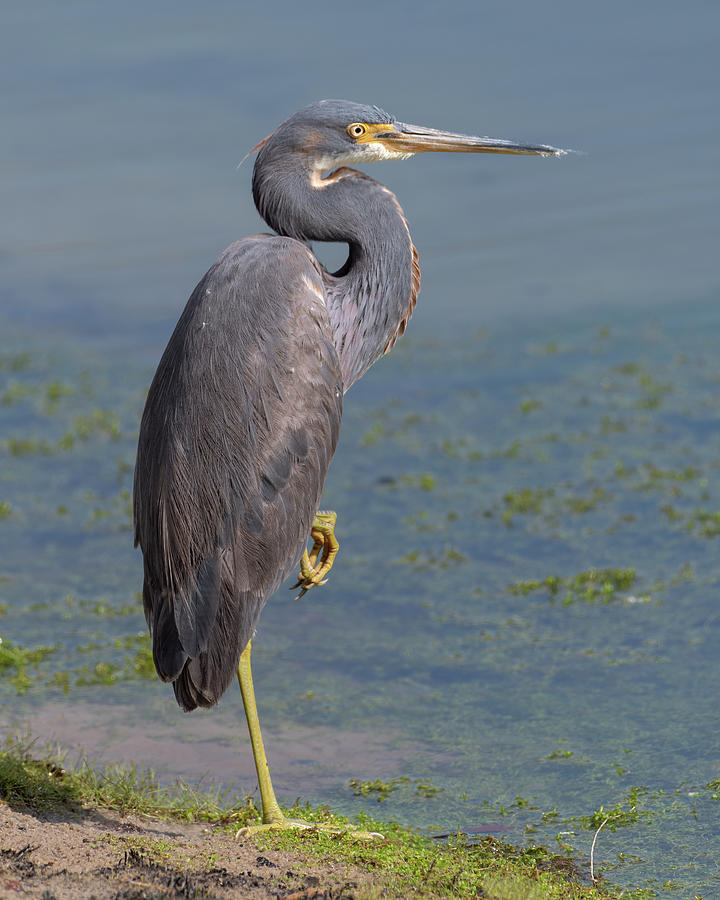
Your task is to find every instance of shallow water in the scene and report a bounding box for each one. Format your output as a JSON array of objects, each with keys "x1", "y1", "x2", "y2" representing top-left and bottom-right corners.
[
  {"x1": 3, "y1": 304, "x2": 720, "y2": 895},
  {"x1": 2, "y1": 1, "x2": 720, "y2": 896}
]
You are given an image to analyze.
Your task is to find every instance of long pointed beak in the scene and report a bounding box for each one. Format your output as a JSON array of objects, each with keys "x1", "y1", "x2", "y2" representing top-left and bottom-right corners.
[{"x1": 382, "y1": 122, "x2": 567, "y2": 157}]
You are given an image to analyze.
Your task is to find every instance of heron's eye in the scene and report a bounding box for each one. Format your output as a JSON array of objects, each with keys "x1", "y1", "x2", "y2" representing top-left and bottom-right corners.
[{"x1": 347, "y1": 123, "x2": 367, "y2": 139}]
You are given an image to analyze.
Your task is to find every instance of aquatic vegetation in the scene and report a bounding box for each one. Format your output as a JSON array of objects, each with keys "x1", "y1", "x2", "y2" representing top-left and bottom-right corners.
[
  {"x1": 71, "y1": 646, "x2": 155, "y2": 686},
  {"x1": 396, "y1": 546, "x2": 467, "y2": 570},
  {"x1": 493, "y1": 438, "x2": 524, "y2": 459},
  {"x1": 361, "y1": 421, "x2": 386, "y2": 446},
  {"x1": 0, "y1": 502, "x2": 11, "y2": 519},
  {"x1": 440, "y1": 436, "x2": 472, "y2": 456},
  {"x1": 375, "y1": 472, "x2": 438, "y2": 491},
  {"x1": 612, "y1": 362, "x2": 642, "y2": 376},
  {"x1": 634, "y1": 372, "x2": 673, "y2": 409},
  {"x1": 52, "y1": 641, "x2": 155, "y2": 692},
  {"x1": 499, "y1": 485, "x2": 610, "y2": 524},
  {"x1": 545, "y1": 741, "x2": 587, "y2": 762},
  {"x1": 0, "y1": 376, "x2": 75, "y2": 413},
  {"x1": 686, "y1": 508, "x2": 720, "y2": 538},
  {"x1": 59, "y1": 408, "x2": 122, "y2": 447},
  {"x1": 42, "y1": 379, "x2": 75, "y2": 411},
  {"x1": 565, "y1": 486, "x2": 610, "y2": 513},
  {"x1": 528, "y1": 340, "x2": 559, "y2": 356},
  {"x1": 501, "y1": 487, "x2": 551, "y2": 523},
  {"x1": 2, "y1": 408, "x2": 124, "y2": 457},
  {"x1": 578, "y1": 788, "x2": 656, "y2": 832},
  {"x1": 63, "y1": 594, "x2": 138, "y2": 618},
  {"x1": 520, "y1": 398, "x2": 543, "y2": 414},
  {"x1": 609, "y1": 363, "x2": 674, "y2": 409},
  {"x1": 360, "y1": 410, "x2": 431, "y2": 447},
  {"x1": 1, "y1": 381, "x2": 35, "y2": 406},
  {"x1": 74, "y1": 661, "x2": 123, "y2": 686},
  {"x1": 4, "y1": 437, "x2": 54, "y2": 456},
  {"x1": 85, "y1": 488, "x2": 133, "y2": 530},
  {"x1": 599, "y1": 416, "x2": 627, "y2": 434},
  {"x1": 508, "y1": 568, "x2": 637, "y2": 605},
  {"x1": 349, "y1": 775, "x2": 441, "y2": 801},
  {"x1": 0, "y1": 639, "x2": 57, "y2": 693},
  {"x1": 0, "y1": 352, "x2": 31, "y2": 372},
  {"x1": 400, "y1": 472, "x2": 437, "y2": 491},
  {"x1": 613, "y1": 461, "x2": 703, "y2": 501},
  {"x1": 661, "y1": 504, "x2": 720, "y2": 537},
  {"x1": 122, "y1": 646, "x2": 156, "y2": 679}
]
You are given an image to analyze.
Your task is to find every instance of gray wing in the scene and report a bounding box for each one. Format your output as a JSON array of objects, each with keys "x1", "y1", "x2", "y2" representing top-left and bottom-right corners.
[{"x1": 133, "y1": 236, "x2": 342, "y2": 711}]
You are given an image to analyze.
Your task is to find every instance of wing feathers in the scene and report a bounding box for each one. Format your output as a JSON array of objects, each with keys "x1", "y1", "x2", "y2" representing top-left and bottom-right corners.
[{"x1": 134, "y1": 237, "x2": 342, "y2": 711}]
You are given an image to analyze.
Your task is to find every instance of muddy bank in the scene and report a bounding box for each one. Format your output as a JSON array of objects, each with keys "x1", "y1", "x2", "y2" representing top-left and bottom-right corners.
[{"x1": 0, "y1": 802, "x2": 370, "y2": 899}]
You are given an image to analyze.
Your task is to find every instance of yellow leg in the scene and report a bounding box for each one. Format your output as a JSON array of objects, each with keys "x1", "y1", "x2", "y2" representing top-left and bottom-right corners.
[
  {"x1": 237, "y1": 640, "x2": 283, "y2": 824},
  {"x1": 292, "y1": 510, "x2": 339, "y2": 599},
  {"x1": 235, "y1": 640, "x2": 383, "y2": 840}
]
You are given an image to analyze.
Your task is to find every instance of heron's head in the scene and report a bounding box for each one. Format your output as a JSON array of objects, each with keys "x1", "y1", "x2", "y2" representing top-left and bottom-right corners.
[{"x1": 252, "y1": 99, "x2": 567, "y2": 175}]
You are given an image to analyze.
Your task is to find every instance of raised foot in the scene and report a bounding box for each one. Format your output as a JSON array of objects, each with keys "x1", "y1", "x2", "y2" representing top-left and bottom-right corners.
[
  {"x1": 235, "y1": 817, "x2": 383, "y2": 841},
  {"x1": 292, "y1": 510, "x2": 339, "y2": 599}
]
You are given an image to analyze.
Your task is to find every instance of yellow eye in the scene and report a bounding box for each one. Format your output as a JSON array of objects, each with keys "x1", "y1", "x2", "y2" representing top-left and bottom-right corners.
[{"x1": 347, "y1": 123, "x2": 367, "y2": 138}]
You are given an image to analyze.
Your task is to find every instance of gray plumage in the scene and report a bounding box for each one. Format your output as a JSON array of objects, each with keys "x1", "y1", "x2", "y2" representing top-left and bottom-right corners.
[
  {"x1": 134, "y1": 99, "x2": 565, "y2": 713},
  {"x1": 134, "y1": 238, "x2": 342, "y2": 709}
]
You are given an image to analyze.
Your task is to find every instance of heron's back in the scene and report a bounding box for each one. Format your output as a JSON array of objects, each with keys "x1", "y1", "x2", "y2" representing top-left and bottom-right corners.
[{"x1": 134, "y1": 236, "x2": 343, "y2": 710}]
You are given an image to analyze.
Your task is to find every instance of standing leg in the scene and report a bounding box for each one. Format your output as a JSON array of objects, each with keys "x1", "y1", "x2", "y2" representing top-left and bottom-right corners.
[
  {"x1": 237, "y1": 640, "x2": 283, "y2": 824},
  {"x1": 235, "y1": 634, "x2": 382, "y2": 839}
]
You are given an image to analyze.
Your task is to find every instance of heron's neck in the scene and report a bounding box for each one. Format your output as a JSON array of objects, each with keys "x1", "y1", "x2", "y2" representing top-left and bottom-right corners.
[{"x1": 252, "y1": 163, "x2": 420, "y2": 389}]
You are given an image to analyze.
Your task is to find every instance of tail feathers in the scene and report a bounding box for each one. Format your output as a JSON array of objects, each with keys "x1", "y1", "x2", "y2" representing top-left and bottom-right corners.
[
  {"x1": 150, "y1": 590, "x2": 188, "y2": 683},
  {"x1": 173, "y1": 555, "x2": 222, "y2": 658},
  {"x1": 147, "y1": 560, "x2": 262, "y2": 711},
  {"x1": 173, "y1": 656, "x2": 217, "y2": 710},
  {"x1": 170, "y1": 578, "x2": 260, "y2": 712},
  {"x1": 172, "y1": 652, "x2": 239, "y2": 711}
]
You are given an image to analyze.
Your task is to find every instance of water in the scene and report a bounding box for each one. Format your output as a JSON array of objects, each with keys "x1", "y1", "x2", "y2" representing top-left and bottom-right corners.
[{"x1": 1, "y1": 1, "x2": 720, "y2": 895}]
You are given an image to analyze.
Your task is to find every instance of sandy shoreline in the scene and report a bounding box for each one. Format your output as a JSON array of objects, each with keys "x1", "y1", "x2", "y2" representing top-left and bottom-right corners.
[{"x1": 0, "y1": 801, "x2": 373, "y2": 899}]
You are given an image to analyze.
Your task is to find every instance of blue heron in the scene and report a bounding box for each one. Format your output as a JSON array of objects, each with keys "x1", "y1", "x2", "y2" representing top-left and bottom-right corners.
[{"x1": 134, "y1": 99, "x2": 566, "y2": 833}]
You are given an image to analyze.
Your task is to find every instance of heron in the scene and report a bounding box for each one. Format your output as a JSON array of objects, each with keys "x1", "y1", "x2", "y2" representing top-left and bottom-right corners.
[{"x1": 133, "y1": 99, "x2": 566, "y2": 834}]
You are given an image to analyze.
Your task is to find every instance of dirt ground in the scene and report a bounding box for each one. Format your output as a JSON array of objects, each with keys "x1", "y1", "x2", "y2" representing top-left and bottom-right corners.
[{"x1": 0, "y1": 801, "x2": 379, "y2": 899}]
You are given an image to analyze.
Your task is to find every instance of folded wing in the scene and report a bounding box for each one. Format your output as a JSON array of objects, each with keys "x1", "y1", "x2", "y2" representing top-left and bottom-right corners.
[{"x1": 134, "y1": 237, "x2": 343, "y2": 710}]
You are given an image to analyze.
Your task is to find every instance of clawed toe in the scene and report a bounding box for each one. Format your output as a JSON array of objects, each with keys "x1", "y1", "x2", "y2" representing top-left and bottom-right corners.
[
  {"x1": 235, "y1": 817, "x2": 383, "y2": 840},
  {"x1": 291, "y1": 511, "x2": 339, "y2": 599}
]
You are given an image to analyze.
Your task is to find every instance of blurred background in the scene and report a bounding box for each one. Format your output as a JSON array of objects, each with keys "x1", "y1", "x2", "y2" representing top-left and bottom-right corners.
[{"x1": 1, "y1": 1, "x2": 719, "y2": 896}]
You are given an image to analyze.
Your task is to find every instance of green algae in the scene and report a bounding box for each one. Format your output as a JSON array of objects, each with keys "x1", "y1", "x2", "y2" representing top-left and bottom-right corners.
[
  {"x1": 508, "y1": 568, "x2": 637, "y2": 604},
  {"x1": 395, "y1": 546, "x2": 467, "y2": 570},
  {"x1": 0, "y1": 639, "x2": 58, "y2": 694},
  {"x1": 499, "y1": 485, "x2": 611, "y2": 524},
  {"x1": 349, "y1": 776, "x2": 442, "y2": 802},
  {"x1": 0, "y1": 352, "x2": 32, "y2": 372}
]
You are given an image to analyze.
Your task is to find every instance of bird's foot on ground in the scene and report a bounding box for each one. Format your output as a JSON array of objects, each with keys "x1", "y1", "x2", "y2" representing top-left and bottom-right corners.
[
  {"x1": 291, "y1": 510, "x2": 339, "y2": 599},
  {"x1": 235, "y1": 816, "x2": 383, "y2": 841}
]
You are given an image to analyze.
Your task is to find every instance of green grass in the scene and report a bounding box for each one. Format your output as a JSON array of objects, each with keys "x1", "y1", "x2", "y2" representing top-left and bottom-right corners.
[
  {"x1": 0, "y1": 735, "x2": 254, "y2": 823},
  {"x1": 254, "y1": 802, "x2": 636, "y2": 899},
  {"x1": 0, "y1": 737, "x2": 643, "y2": 898}
]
